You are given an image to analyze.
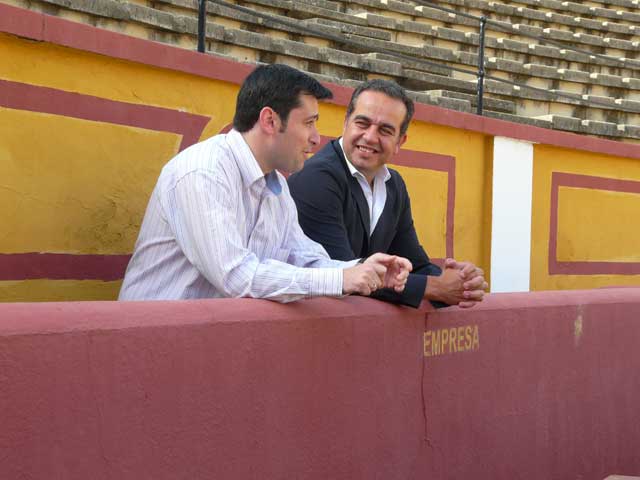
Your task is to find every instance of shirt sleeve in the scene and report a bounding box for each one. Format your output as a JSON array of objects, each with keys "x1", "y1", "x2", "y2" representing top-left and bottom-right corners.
[{"x1": 165, "y1": 169, "x2": 345, "y2": 302}]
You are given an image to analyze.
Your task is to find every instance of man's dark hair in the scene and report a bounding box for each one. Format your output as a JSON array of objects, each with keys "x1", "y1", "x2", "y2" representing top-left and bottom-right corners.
[
  {"x1": 233, "y1": 64, "x2": 333, "y2": 132},
  {"x1": 345, "y1": 79, "x2": 415, "y2": 136}
]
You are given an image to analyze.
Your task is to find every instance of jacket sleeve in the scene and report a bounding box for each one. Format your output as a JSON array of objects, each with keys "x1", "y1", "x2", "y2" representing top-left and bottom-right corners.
[
  {"x1": 288, "y1": 162, "x2": 357, "y2": 261},
  {"x1": 376, "y1": 173, "x2": 447, "y2": 309}
]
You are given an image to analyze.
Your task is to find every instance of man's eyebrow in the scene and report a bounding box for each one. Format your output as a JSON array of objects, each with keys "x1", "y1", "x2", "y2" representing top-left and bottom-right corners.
[
  {"x1": 353, "y1": 114, "x2": 397, "y2": 132},
  {"x1": 379, "y1": 122, "x2": 397, "y2": 132},
  {"x1": 353, "y1": 114, "x2": 372, "y2": 123}
]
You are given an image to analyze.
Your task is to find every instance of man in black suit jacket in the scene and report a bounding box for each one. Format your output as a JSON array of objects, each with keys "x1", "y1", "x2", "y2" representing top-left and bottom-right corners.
[{"x1": 288, "y1": 80, "x2": 487, "y2": 308}]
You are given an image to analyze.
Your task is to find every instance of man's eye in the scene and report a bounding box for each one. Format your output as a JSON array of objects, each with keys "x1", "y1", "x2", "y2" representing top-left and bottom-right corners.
[{"x1": 380, "y1": 128, "x2": 394, "y2": 136}]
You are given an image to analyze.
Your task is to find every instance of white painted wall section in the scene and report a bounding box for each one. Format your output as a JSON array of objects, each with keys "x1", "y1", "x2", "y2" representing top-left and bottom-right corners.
[{"x1": 490, "y1": 137, "x2": 534, "y2": 292}]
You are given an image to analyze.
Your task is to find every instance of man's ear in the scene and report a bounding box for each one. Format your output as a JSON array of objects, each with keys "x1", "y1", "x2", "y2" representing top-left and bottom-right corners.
[
  {"x1": 258, "y1": 107, "x2": 280, "y2": 135},
  {"x1": 395, "y1": 133, "x2": 408, "y2": 154}
]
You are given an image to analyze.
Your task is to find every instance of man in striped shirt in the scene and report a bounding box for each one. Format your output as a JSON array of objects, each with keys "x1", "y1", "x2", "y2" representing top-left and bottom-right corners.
[{"x1": 119, "y1": 64, "x2": 411, "y2": 302}]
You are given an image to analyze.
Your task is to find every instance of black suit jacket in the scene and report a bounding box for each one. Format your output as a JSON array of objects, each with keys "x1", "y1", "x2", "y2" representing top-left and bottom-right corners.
[{"x1": 288, "y1": 139, "x2": 443, "y2": 308}]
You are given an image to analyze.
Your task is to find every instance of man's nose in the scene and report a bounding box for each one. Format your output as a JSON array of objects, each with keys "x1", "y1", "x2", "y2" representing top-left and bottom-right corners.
[
  {"x1": 310, "y1": 127, "x2": 320, "y2": 146},
  {"x1": 362, "y1": 125, "x2": 378, "y2": 143}
]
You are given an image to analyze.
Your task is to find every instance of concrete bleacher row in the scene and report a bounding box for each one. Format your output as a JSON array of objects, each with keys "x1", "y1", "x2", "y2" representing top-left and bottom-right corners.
[
  {"x1": 5, "y1": 0, "x2": 640, "y2": 141},
  {"x1": 424, "y1": 0, "x2": 639, "y2": 37}
]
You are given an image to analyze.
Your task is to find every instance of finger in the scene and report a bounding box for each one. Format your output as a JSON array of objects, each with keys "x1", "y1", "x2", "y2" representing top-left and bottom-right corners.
[
  {"x1": 483, "y1": 281, "x2": 489, "y2": 291},
  {"x1": 394, "y1": 274, "x2": 408, "y2": 285},
  {"x1": 363, "y1": 253, "x2": 385, "y2": 266},
  {"x1": 371, "y1": 253, "x2": 396, "y2": 266},
  {"x1": 444, "y1": 258, "x2": 457, "y2": 269},
  {"x1": 373, "y1": 272, "x2": 385, "y2": 289},
  {"x1": 372, "y1": 266, "x2": 387, "y2": 282},
  {"x1": 396, "y1": 267, "x2": 410, "y2": 280},
  {"x1": 361, "y1": 283, "x2": 373, "y2": 296},
  {"x1": 458, "y1": 300, "x2": 478, "y2": 309},
  {"x1": 396, "y1": 273, "x2": 409, "y2": 285},
  {"x1": 460, "y1": 262, "x2": 475, "y2": 278},
  {"x1": 385, "y1": 263, "x2": 400, "y2": 278},
  {"x1": 390, "y1": 276, "x2": 406, "y2": 291},
  {"x1": 464, "y1": 267, "x2": 484, "y2": 281},
  {"x1": 463, "y1": 269, "x2": 479, "y2": 281},
  {"x1": 463, "y1": 289, "x2": 485, "y2": 301},
  {"x1": 463, "y1": 276, "x2": 485, "y2": 290},
  {"x1": 397, "y1": 257, "x2": 412, "y2": 271}
]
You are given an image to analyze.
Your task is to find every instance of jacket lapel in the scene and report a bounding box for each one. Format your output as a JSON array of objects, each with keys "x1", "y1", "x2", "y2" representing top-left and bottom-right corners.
[{"x1": 369, "y1": 174, "x2": 396, "y2": 253}]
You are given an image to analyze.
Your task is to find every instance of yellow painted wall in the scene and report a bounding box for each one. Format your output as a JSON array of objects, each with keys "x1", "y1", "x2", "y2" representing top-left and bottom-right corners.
[
  {"x1": 557, "y1": 188, "x2": 640, "y2": 263},
  {"x1": 393, "y1": 165, "x2": 448, "y2": 258},
  {"x1": 2, "y1": 33, "x2": 492, "y2": 301},
  {"x1": 531, "y1": 144, "x2": 640, "y2": 290},
  {"x1": 0, "y1": 33, "x2": 232, "y2": 300},
  {"x1": 3, "y1": 27, "x2": 639, "y2": 302},
  {"x1": 400, "y1": 124, "x2": 493, "y2": 276}
]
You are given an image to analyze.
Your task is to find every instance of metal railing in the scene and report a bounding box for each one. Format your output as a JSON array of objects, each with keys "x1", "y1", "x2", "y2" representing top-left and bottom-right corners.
[
  {"x1": 476, "y1": 16, "x2": 487, "y2": 115},
  {"x1": 197, "y1": 0, "x2": 206, "y2": 53}
]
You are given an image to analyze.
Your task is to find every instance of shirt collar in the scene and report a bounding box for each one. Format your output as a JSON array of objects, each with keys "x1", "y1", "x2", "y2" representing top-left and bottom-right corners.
[
  {"x1": 338, "y1": 137, "x2": 391, "y2": 184},
  {"x1": 226, "y1": 129, "x2": 282, "y2": 195}
]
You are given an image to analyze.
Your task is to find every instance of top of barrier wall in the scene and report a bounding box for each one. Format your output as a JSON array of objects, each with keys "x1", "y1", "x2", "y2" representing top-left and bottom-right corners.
[
  {"x1": 0, "y1": 295, "x2": 423, "y2": 336},
  {"x1": 2, "y1": 289, "x2": 640, "y2": 337}
]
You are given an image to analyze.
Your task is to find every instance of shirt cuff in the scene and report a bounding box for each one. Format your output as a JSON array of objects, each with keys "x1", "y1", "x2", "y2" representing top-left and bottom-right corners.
[{"x1": 308, "y1": 268, "x2": 343, "y2": 297}]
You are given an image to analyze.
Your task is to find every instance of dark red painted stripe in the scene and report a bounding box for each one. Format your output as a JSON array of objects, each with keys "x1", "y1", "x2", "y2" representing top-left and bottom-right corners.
[
  {"x1": 391, "y1": 150, "x2": 456, "y2": 260},
  {"x1": 553, "y1": 171, "x2": 640, "y2": 193},
  {"x1": 551, "y1": 261, "x2": 640, "y2": 275},
  {"x1": 0, "y1": 79, "x2": 211, "y2": 282},
  {"x1": 549, "y1": 171, "x2": 640, "y2": 275},
  {"x1": 0, "y1": 3, "x2": 253, "y2": 87},
  {"x1": 0, "y1": 253, "x2": 130, "y2": 281},
  {"x1": 548, "y1": 172, "x2": 561, "y2": 275},
  {"x1": 0, "y1": 2, "x2": 43, "y2": 40},
  {"x1": 0, "y1": 79, "x2": 210, "y2": 151}
]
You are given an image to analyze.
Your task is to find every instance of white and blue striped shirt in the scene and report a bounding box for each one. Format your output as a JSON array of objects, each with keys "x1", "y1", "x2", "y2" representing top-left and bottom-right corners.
[{"x1": 119, "y1": 130, "x2": 354, "y2": 302}]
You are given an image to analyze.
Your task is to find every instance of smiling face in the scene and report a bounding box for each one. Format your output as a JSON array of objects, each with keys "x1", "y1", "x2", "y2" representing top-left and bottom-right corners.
[
  {"x1": 342, "y1": 90, "x2": 407, "y2": 184},
  {"x1": 270, "y1": 93, "x2": 321, "y2": 173}
]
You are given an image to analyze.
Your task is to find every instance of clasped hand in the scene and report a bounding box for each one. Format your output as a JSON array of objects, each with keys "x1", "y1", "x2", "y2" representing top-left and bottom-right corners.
[
  {"x1": 431, "y1": 258, "x2": 489, "y2": 308},
  {"x1": 342, "y1": 253, "x2": 412, "y2": 296}
]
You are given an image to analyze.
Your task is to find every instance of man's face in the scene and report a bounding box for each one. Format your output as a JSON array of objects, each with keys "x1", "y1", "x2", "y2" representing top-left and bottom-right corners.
[
  {"x1": 342, "y1": 90, "x2": 407, "y2": 182},
  {"x1": 272, "y1": 94, "x2": 321, "y2": 173}
]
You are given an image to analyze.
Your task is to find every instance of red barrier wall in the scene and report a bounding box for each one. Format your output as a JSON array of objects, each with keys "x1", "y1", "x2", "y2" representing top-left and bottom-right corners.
[{"x1": 1, "y1": 290, "x2": 639, "y2": 479}]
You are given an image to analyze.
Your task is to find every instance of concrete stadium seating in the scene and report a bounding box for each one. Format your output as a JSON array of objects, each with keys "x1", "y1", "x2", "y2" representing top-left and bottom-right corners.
[{"x1": 2, "y1": 0, "x2": 639, "y2": 141}]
